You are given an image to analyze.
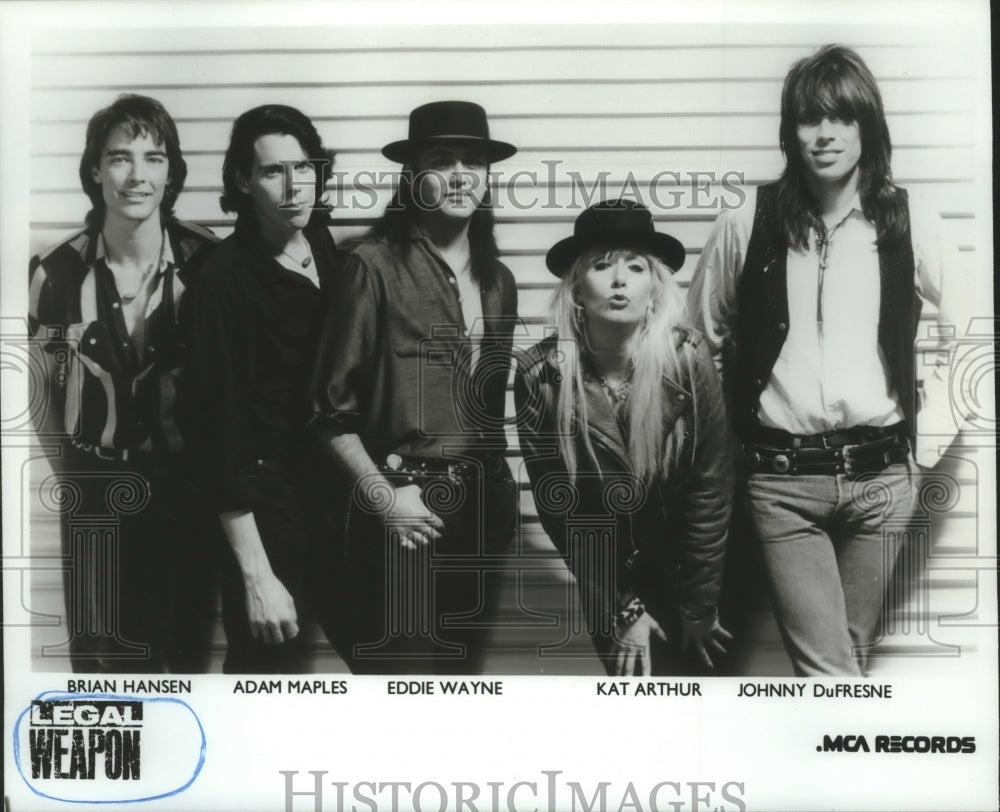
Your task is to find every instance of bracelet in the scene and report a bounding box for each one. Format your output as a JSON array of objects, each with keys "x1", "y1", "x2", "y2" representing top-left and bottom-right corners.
[
  {"x1": 678, "y1": 604, "x2": 718, "y2": 623},
  {"x1": 614, "y1": 598, "x2": 646, "y2": 630}
]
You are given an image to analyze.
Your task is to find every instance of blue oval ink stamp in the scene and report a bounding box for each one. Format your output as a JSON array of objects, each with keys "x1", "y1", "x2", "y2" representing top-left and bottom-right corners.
[{"x1": 14, "y1": 691, "x2": 206, "y2": 804}]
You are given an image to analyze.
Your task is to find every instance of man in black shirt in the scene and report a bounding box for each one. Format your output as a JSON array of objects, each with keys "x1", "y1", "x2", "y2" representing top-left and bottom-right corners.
[
  {"x1": 311, "y1": 101, "x2": 519, "y2": 673},
  {"x1": 29, "y1": 94, "x2": 218, "y2": 672},
  {"x1": 188, "y1": 105, "x2": 340, "y2": 673}
]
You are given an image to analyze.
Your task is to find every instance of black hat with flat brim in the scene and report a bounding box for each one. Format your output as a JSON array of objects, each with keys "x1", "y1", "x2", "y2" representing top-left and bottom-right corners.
[
  {"x1": 382, "y1": 100, "x2": 517, "y2": 164},
  {"x1": 545, "y1": 199, "x2": 686, "y2": 277}
]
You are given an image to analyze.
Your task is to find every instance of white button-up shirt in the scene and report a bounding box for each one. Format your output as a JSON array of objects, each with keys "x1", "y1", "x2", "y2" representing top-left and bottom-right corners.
[{"x1": 687, "y1": 186, "x2": 971, "y2": 468}]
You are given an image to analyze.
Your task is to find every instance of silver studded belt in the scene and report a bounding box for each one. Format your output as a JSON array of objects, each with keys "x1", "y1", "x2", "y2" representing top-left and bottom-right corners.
[{"x1": 745, "y1": 432, "x2": 909, "y2": 477}]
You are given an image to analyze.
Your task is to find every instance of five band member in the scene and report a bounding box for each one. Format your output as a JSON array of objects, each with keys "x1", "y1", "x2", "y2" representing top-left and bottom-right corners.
[
  {"x1": 686, "y1": 45, "x2": 968, "y2": 675},
  {"x1": 187, "y1": 105, "x2": 340, "y2": 673},
  {"x1": 28, "y1": 94, "x2": 219, "y2": 672},
  {"x1": 310, "y1": 101, "x2": 519, "y2": 673},
  {"x1": 26, "y1": 50, "x2": 968, "y2": 677},
  {"x1": 516, "y1": 201, "x2": 733, "y2": 675}
]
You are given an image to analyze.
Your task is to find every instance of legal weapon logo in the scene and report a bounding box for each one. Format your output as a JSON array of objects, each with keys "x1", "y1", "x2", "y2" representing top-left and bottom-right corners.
[{"x1": 28, "y1": 699, "x2": 142, "y2": 781}]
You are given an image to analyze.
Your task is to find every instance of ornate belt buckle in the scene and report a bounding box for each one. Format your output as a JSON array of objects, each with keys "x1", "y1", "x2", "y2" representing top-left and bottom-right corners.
[
  {"x1": 386, "y1": 453, "x2": 403, "y2": 471},
  {"x1": 841, "y1": 444, "x2": 856, "y2": 477},
  {"x1": 772, "y1": 454, "x2": 790, "y2": 473}
]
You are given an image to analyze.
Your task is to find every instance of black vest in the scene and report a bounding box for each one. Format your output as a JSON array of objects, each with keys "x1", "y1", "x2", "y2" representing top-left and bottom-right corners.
[{"x1": 734, "y1": 182, "x2": 921, "y2": 446}]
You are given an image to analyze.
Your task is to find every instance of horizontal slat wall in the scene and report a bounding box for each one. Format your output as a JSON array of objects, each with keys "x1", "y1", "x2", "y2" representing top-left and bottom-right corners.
[
  {"x1": 24, "y1": 22, "x2": 990, "y2": 672},
  {"x1": 30, "y1": 26, "x2": 980, "y2": 248}
]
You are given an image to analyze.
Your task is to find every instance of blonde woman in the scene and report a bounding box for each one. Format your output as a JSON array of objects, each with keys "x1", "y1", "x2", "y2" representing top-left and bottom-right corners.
[{"x1": 515, "y1": 200, "x2": 732, "y2": 675}]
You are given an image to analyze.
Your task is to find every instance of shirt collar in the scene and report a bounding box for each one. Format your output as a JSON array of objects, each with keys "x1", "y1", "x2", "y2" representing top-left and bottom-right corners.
[
  {"x1": 95, "y1": 229, "x2": 174, "y2": 272},
  {"x1": 809, "y1": 192, "x2": 866, "y2": 237},
  {"x1": 831, "y1": 192, "x2": 864, "y2": 222},
  {"x1": 844, "y1": 192, "x2": 863, "y2": 217},
  {"x1": 235, "y1": 214, "x2": 333, "y2": 289},
  {"x1": 408, "y1": 224, "x2": 470, "y2": 269},
  {"x1": 408, "y1": 224, "x2": 437, "y2": 249}
]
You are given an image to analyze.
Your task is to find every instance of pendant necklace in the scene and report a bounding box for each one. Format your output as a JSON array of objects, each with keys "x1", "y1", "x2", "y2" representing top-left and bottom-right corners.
[
  {"x1": 813, "y1": 209, "x2": 853, "y2": 325},
  {"x1": 280, "y1": 247, "x2": 313, "y2": 268},
  {"x1": 119, "y1": 261, "x2": 157, "y2": 304},
  {"x1": 110, "y1": 236, "x2": 163, "y2": 304},
  {"x1": 599, "y1": 373, "x2": 633, "y2": 406}
]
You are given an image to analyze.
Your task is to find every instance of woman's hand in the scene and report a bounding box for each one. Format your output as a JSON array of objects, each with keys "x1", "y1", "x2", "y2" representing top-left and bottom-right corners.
[
  {"x1": 611, "y1": 612, "x2": 668, "y2": 676},
  {"x1": 681, "y1": 614, "x2": 732, "y2": 668}
]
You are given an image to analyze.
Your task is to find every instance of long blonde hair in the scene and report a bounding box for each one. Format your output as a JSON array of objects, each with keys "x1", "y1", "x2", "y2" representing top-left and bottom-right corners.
[{"x1": 551, "y1": 246, "x2": 689, "y2": 484}]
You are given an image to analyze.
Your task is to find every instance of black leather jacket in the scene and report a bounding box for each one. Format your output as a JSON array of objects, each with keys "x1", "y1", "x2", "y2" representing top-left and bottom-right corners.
[{"x1": 514, "y1": 327, "x2": 732, "y2": 642}]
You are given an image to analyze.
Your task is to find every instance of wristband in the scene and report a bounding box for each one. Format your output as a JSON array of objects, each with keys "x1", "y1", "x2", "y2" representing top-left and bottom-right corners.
[{"x1": 614, "y1": 597, "x2": 646, "y2": 630}]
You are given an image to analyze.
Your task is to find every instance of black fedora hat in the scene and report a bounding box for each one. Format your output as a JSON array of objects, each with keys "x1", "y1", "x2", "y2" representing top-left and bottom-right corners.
[
  {"x1": 382, "y1": 100, "x2": 517, "y2": 164},
  {"x1": 545, "y1": 199, "x2": 686, "y2": 277}
]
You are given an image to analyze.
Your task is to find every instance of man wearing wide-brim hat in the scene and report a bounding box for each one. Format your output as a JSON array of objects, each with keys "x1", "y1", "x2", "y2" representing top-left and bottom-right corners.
[{"x1": 310, "y1": 101, "x2": 520, "y2": 674}]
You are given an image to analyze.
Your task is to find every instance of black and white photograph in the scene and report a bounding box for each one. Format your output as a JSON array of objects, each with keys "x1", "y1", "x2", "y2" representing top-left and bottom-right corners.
[{"x1": 2, "y1": 1, "x2": 996, "y2": 810}]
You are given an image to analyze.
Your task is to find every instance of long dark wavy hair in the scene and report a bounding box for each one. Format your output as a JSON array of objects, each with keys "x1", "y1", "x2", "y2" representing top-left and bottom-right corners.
[
  {"x1": 79, "y1": 94, "x2": 187, "y2": 230},
  {"x1": 369, "y1": 162, "x2": 500, "y2": 282},
  {"x1": 220, "y1": 104, "x2": 335, "y2": 227},
  {"x1": 776, "y1": 44, "x2": 907, "y2": 251}
]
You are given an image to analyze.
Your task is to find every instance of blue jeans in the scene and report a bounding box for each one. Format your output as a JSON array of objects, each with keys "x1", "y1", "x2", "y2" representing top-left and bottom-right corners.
[{"x1": 745, "y1": 460, "x2": 916, "y2": 676}]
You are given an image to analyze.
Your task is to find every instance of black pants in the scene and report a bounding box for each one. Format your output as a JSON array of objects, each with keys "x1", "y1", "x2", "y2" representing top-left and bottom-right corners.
[
  {"x1": 51, "y1": 447, "x2": 219, "y2": 673},
  {"x1": 218, "y1": 455, "x2": 337, "y2": 674},
  {"x1": 312, "y1": 469, "x2": 513, "y2": 675}
]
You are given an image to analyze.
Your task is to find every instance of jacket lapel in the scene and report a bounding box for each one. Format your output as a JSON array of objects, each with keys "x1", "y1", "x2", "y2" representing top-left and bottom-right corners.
[
  {"x1": 581, "y1": 375, "x2": 630, "y2": 468},
  {"x1": 661, "y1": 371, "x2": 692, "y2": 437}
]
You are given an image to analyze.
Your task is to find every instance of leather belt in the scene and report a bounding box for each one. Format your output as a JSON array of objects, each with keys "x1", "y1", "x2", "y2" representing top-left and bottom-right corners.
[
  {"x1": 751, "y1": 422, "x2": 907, "y2": 449},
  {"x1": 745, "y1": 425, "x2": 909, "y2": 477}
]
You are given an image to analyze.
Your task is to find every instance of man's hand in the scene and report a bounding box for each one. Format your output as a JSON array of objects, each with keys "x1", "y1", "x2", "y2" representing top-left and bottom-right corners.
[
  {"x1": 243, "y1": 571, "x2": 299, "y2": 645},
  {"x1": 219, "y1": 510, "x2": 299, "y2": 646},
  {"x1": 610, "y1": 612, "x2": 668, "y2": 676},
  {"x1": 386, "y1": 483, "x2": 444, "y2": 550},
  {"x1": 319, "y1": 433, "x2": 445, "y2": 550},
  {"x1": 681, "y1": 614, "x2": 732, "y2": 668}
]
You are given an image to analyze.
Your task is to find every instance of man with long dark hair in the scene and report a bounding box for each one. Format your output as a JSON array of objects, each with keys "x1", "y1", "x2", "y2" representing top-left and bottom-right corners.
[
  {"x1": 187, "y1": 104, "x2": 340, "y2": 673},
  {"x1": 28, "y1": 94, "x2": 218, "y2": 672},
  {"x1": 310, "y1": 101, "x2": 519, "y2": 673},
  {"x1": 687, "y1": 45, "x2": 969, "y2": 675}
]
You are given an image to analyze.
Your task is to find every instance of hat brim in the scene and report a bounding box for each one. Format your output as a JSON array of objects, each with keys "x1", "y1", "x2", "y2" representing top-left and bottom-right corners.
[
  {"x1": 545, "y1": 230, "x2": 686, "y2": 277},
  {"x1": 382, "y1": 135, "x2": 517, "y2": 164}
]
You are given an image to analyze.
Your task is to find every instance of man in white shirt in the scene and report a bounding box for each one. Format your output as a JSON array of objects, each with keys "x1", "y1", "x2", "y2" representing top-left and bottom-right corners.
[{"x1": 686, "y1": 45, "x2": 969, "y2": 676}]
